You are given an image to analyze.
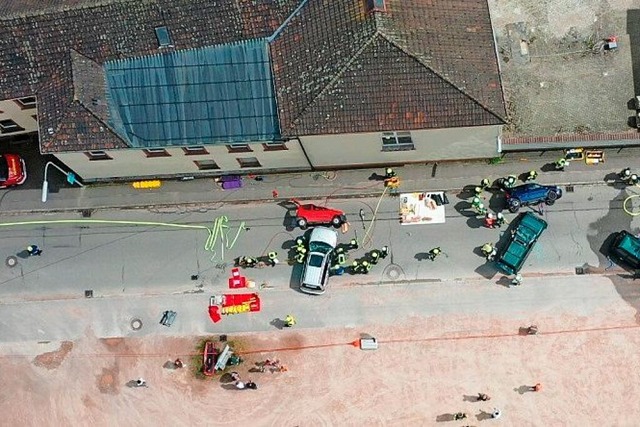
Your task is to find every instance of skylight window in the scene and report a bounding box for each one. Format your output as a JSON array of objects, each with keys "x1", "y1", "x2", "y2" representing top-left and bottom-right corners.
[
  {"x1": 366, "y1": 0, "x2": 386, "y2": 13},
  {"x1": 155, "y1": 26, "x2": 173, "y2": 47}
]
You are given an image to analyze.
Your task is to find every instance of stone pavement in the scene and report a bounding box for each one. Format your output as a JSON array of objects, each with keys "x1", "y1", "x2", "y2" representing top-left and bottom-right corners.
[{"x1": 0, "y1": 148, "x2": 636, "y2": 214}]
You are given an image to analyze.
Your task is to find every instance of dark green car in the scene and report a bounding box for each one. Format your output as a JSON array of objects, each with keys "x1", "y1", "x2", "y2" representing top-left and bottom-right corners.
[
  {"x1": 495, "y1": 212, "x2": 548, "y2": 275},
  {"x1": 609, "y1": 231, "x2": 640, "y2": 270}
]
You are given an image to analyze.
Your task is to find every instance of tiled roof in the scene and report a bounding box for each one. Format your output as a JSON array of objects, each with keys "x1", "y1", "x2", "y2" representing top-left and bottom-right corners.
[
  {"x1": 271, "y1": 0, "x2": 506, "y2": 136},
  {"x1": 0, "y1": 0, "x2": 505, "y2": 153},
  {"x1": 0, "y1": 0, "x2": 301, "y2": 153},
  {"x1": 288, "y1": 34, "x2": 502, "y2": 134},
  {"x1": 0, "y1": 0, "x2": 125, "y2": 18},
  {"x1": 70, "y1": 50, "x2": 110, "y2": 125}
]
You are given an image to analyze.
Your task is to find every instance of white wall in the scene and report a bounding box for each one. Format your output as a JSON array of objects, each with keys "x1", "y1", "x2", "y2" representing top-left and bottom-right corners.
[
  {"x1": 55, "y1": 140, "x2": 311, "y2": 181},
  {"x1": 299, "y1": 126, "x2": 501, "y2": 167},
  {"x1": 0, "y1": 98, "x2": 38, "y2": 136}
]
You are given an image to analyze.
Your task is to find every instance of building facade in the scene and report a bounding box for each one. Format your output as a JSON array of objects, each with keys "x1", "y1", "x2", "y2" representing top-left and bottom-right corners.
[{"x1": 0, "y1": 0, "x2": 506, "y2": 182}]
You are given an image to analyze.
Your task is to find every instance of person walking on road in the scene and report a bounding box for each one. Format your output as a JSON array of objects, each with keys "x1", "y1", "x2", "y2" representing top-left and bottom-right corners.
[
  {"x1": 480, "y1": 178, "x2": 491, "y2": 190},
  {"x1": 555, "y1": 157, "x2": 567, "y2": 171},
  {"x1": 481, "y1": 243, "x2": 496, "y2": 261},
  {"x1": 284, "y1": 314, "x2": 297, "y2": 327},
  {"x1": 427, "y1": 247, "x2": 442, "y2": 261},
  {"x1": 268, "y1": 251, "x2": 279, "y2": 266},
  {"x1": 484, "y1": 213, "x2": 496, "y2": 228},
  {"x1": 511, "y1": 274, "x2": 523, "y2": 286},
  {"x1": 531, "y1": 383, "x2": 542, "y2": 392},
  {"x1": 27, "y1": 245, "x2": 42, "y2": 256},
  {"x1": 380, "y1": 246, "x2": 389, "y2": 259},
  {"x1": 136, "y1": 378, "x2": 147, "y2": 387},
  {"x1": 348, "y1": 238, "x2": 359, "y2": 250}
]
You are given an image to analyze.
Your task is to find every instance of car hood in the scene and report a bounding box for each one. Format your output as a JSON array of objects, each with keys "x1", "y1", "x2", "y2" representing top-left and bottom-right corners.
[
  {"x1": 309, "y1": 227, "x2": 338, "y2": 247},
  {"x1": 0, "y1": 154, "x2": 25, "y2": 183}
]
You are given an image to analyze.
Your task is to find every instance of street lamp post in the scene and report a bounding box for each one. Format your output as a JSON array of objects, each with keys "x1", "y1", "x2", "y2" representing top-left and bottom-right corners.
[{"x1": 41, "y1": 161, "x2": 84, "y2": 203}]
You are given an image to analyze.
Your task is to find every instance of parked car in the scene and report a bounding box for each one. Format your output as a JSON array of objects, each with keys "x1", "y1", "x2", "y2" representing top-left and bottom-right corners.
[
  {"x1": 494, "y1": 212, "x2": 548, "y2": 275},
  {"x1": 504, "y1": 183, "x2": 562, "y2": 213},
  {"x1": 609, "y1": 231, "x2": 640, "y2": 270},
  {"x1": 291, "y1": 199, "x2": 347, "y2": 229},
  {"x1": 0, "y1": 153, "x2": 26, "y2": 188},
  {"x1": 299, "y1": 227, "x2": 338, "y2": 295}
]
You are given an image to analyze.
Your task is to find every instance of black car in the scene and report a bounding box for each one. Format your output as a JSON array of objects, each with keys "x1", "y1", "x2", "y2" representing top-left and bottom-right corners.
[{"x1": 504, "y1": 183, "x2": 563, "y2": 213}]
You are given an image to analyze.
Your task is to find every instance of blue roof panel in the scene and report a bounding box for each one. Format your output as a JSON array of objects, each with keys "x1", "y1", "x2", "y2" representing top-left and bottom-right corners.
[{"x1": 104, "y1": 39, "x2": 280, "y2": 147}]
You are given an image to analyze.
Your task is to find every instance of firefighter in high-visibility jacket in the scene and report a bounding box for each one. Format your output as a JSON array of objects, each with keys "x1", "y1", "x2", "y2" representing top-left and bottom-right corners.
[{"x1": 295, "y1": 248, "x2": 307, "y2": 263}]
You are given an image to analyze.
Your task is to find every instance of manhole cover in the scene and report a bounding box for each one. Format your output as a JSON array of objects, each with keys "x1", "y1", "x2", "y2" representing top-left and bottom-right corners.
[
  {"x1": 131, "y1": 318, "x2": 143, "y2": 331},
  {"x1": 384, "y1": 264, "x2": 404, "y2": 280},
  {"x1": 6, "y1": 256, "x2": 17, "y2": 268}
]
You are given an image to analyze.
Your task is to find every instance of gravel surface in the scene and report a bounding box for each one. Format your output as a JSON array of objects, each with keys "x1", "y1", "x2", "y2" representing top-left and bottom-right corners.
[
  {"x1": 2, "y1": 299, "x2": 639, "y2": 426},
  {"x1": 489, "y1": 0, "x2": 640, "y2": 136}
]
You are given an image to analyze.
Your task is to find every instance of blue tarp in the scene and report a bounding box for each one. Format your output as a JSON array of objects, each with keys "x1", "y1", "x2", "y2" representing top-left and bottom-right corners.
[{"x1": 104, "y1": 39, "x2": 280, "y2": 147}]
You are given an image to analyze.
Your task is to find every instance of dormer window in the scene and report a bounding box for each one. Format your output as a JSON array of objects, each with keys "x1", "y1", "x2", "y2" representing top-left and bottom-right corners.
[
  {"x1": 155, "y1": 26, "x2": 173, "y2": 48},
  {"x1": 14, "y1": 96, "x2": 37, "y2": 110},
  {"x1": 366, "y1": 0, "x2": 386, "y2": 13}
]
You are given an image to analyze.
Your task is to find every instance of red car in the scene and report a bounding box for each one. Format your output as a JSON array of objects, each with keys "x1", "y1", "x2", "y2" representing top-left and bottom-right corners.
[
  {"x1": 291, "y1": 199, "x2": 347, "y2": 229},
  {"x1": 0, "y1": 154, "x2": 26, "y2": 188}
]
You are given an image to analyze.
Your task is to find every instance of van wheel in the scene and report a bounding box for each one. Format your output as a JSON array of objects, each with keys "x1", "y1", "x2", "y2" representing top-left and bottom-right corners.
[
  {"x1": 297, "y1": 218, "x2": 308, "y2": 229},
  {"x1": 508, "y1": 200, "x2": 521, "y2": 213},
  {"x1": 331, "y1": 216, "x2": 343, "y2": 227},
  {"x1": 547, "y1": 190, "x2": 559, "y2": 201},
  {"x1": 545, "y1": 198, "x2": 556, "y2": 206}
]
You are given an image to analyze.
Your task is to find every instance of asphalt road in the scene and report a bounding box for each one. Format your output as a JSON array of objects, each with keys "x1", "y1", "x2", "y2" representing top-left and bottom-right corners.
[
  {"x1": 0, "y1": 275, "x2": 625, "y2": 343},
  {"x1": 0, "y1": 182, "x2": 639, "y2": 342}
]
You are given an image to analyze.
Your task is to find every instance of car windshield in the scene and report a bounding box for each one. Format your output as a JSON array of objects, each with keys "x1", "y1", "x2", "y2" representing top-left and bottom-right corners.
[
  {"x1": 309, "y1": 241, "x2": 332, "y2": 254},
  {"x1": 308, "y1": 254, "x2": 325, "y2": 268},
  {"x1": 0, "y1": 157, "x2": 8, "y2": 181}
]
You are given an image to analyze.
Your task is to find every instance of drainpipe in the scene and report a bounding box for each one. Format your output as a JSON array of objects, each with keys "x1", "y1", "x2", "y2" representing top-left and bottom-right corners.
[{"x1": 293, "y1": 137, "x2": 314, "y2": 171}]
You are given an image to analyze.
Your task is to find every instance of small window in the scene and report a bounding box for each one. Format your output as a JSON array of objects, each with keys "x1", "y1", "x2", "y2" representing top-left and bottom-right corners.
[
  {"x1": 262, "y1": 141, "x2": 288, "y2": 151},
  {"x1": 381, "y1": 131, "x2": 414, "y2": 152},
  {"x1": 14, "y1": 96, "x2": 37, "y2": 109},
  {"x1": 143, "y1": 148, "x2": 171, "y2": 158},
  {"x1": 194, "y1": 160, "x2": 220, "y2": 170},
  {"x1": 226, "y1": 144, "x2": 253, "y2": 153},
  {"x1": 155, "y1": 26, "x2": 173, "y2": 47},
  {"x1": 182, "y1": 146, "x2": 209, "y2": 156},
  {"x1": 0, "y1": 119, "x2": 23, "y2": 134},
  {"x1": 85, "y1": 151, "x2": 112, "y2": 161},
  {"x1": 237, "y1": 157, "x2": 262, "y2": 168}
]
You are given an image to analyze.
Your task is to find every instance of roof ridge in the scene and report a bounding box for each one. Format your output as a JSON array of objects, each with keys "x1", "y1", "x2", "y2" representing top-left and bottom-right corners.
[
  {"x1": 289, "y1": 28, "x2": 381, "y2": 129},
  {"x1": 74, "y1": 98, "x2": 128, "y2": 147},
  {"x1": 377, "y1": 30, "x2": 505, "y2": 122}
]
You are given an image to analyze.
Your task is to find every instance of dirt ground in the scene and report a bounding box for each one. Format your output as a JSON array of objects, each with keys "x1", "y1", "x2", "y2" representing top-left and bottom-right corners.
[
  {"x1": 488, "y1": 0, "x2": 640, "y2": 136},
  {"x1": 2, "y1": 301, "x2": 640, "y2": 426}
]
